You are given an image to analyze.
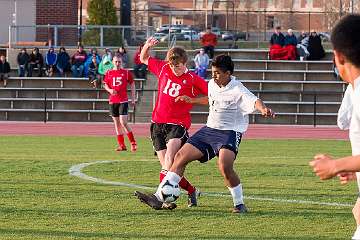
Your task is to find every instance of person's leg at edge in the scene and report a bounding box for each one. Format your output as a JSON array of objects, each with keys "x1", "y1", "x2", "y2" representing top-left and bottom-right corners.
[
  {"x1": 154, "y1": 143, "x2": 203, "y2": 200},
  {"x1": 119, "y1": 115, "x2": 137, "y2": 152},
  {"x1": 217, "y1": 148, "x2": 247, "y2": 213},
  {"x1": 112, "y1": 116, "x2": 126, "y2": 151}
]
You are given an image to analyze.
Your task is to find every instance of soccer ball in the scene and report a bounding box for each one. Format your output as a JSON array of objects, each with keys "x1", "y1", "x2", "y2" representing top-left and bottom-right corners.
[{"x1": 160, "y1": 180, "x2": 181, "y2": 203}]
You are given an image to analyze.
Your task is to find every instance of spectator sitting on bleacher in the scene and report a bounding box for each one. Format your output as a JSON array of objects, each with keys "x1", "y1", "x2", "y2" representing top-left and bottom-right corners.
[
  {"x1": 284, "y1": 29, "x2": 297, "y2": 60},
  {"x1": 296, "y1": 32, "x2": 310, "y2": 60},
  {"x1": 28, "y1": 47, "x2": 44, "y2": 77},
  {"x1": 45, "y1": 47, "x2": 57, "y2": 77},
  {"x1": 194, "y1": 47, "x2": 209, "y2": 79},
  {"x1": 269, "y1": 26, "x2": 287, "y2": 60},
  {"x1": 133, "y1": 44, "x2": 147, "y2": 79},
  {"x1": 71, "y1": 45, "x2": 87, "y2": 77},
  {"x1": 307, "y1": 30, "x2": 325, "y2": 61},
  {"x1": 17, "y1": 48, "x2": 29, "y2": 77},
  {"x1": 0, "y1": 55, "x2": 11, "y2": 87},
  {"x1": 102, "y1": 48, "x2": 113, "y2": 61},
  {"x1": 88, "y1": 55, "x2": 100, "y2": 88},
  {"x1": 98, "y1": 55, "x2": 114, "y2": 76},
  {"x1": 115, "y1": 46, "x2": 128, "y2": 68},
  {"x1": 56, "y1": 47, "x2": 70, "y2": 77},
  {"x1": 200, "y1": 27, "x2": 217, "y2": 59},
  {"x1": 84, "y1": 48, "x2": 101, "y2": 77},
  {"x1": 297, "y1": 31, "x2": 307, "y2": 43}
]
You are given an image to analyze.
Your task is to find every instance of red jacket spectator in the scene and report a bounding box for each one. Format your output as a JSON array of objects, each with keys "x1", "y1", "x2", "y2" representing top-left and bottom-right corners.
[
  {"x1": 201, "y1": 32, "x2": 217, "y2": 47},
  {"x1": 133, "y1": 49, "x2": 142, "y2": 65}
]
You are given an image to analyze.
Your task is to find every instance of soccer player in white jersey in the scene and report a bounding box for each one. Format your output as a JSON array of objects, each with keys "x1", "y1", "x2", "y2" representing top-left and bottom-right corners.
[
  {"x1": 135, "y1": 54, "x2": 275, "y2": 213},
  {"x1": 309, "y1": 14, "x2": 360, "y2": 240}
]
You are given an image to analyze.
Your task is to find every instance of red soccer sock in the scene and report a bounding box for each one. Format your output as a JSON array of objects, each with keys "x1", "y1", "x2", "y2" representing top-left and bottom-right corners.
[
  {"x1": 159, "y1": 169, "x2": 167, "y2": 182},
  {"x1": 179, "y1": 176, "x2": 196, "y2": 195},
  {"x1": 117, "y1": 135, "x2": 125, "y2": 148},
  {"x1": 127, "y1": 132, "x2": 136, "y2": 144}
]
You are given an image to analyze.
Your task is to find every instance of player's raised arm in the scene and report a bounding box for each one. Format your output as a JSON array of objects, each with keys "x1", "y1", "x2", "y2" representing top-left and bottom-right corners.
[
  {"x1": 254, "y1": 99, "x2": 275, "y2": 118},
  {"x1": 140, "y1": 37, "x2": 159, "y2": 65}
]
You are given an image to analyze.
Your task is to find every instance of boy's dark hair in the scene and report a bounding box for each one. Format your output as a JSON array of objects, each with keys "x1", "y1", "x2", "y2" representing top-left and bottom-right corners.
[
  {"x1": 211, "y1": 54, "x2": 234, "y2": 74},
  {"x1": 166, "y1": 47, "x2": 188, "y2": 64},
  {"x1": 331, "y1": 14, "x2": 360, "y2": 68}
]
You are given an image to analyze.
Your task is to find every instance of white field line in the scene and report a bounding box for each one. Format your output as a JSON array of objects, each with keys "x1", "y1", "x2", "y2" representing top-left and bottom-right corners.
[{"x1": 69, "y1": 160, "x2": 353, "y2": 208}]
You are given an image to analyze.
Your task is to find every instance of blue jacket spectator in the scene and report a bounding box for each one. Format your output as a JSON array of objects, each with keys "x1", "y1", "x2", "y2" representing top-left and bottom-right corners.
[
  {"x1": 56, "y1": 47, "x2": 70, "y2": 76},
  {"x1": 84, "y1": 48, "x2": 101, "y2": 77},
  {"x1": 284, "y1": 29, "x2": 298, "y2": 46},
  {"x1": 45, "y1": 47, "x2": 57, "y2": 77},
  {"x1": 270, "y1": 26, "x2": 285, "y2": 46},
  {"x1": 17, "y1": 48, "x2": 30, "y2": 77}
]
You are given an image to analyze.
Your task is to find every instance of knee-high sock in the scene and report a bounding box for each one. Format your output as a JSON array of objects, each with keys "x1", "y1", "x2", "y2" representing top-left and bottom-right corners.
[
  {"x1": 126, "y1": 132, "x2": 136, "y2": 144},
  {"x1": 117, "y1": 135, "x2": 125, "y2": 147},
  {"x1": 179, "y1": 176, "x2": 196, "y2": 195},
  {"x1": 228, "y1": 184, "x2": 244, "y2": 206}
]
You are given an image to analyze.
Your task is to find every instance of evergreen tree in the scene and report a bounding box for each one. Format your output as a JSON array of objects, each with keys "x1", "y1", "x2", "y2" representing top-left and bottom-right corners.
[{"x1": 83, "y1": 0, "x2": 122, "y2": 47}]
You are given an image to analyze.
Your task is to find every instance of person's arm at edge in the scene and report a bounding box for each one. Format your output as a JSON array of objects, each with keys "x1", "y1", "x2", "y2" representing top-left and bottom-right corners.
[{"x1": 175, "y1": 95, "x2": 208, "y2": 105}]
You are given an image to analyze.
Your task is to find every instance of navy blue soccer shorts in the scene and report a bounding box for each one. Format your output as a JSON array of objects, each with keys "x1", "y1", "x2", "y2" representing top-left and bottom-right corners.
[{"x1": 187, "y1": 126, "x2": 242, "y2": 163}]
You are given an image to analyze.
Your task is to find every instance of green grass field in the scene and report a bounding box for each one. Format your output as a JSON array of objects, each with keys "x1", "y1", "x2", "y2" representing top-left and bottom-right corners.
[{"x1": 0, "y1": 136, "x2": 357, "y2": 239}]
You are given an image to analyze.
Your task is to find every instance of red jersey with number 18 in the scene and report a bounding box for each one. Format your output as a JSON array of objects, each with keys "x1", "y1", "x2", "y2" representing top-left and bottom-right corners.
[
  {"x1": 148, "y1": 57, "x2": 208, "y2": 129},
  {"x1": 103, "y1": 69, "x2": 134, "y2": 103}
]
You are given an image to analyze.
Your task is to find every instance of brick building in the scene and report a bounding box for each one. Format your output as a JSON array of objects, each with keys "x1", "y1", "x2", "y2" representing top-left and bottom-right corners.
[{"x1": 36, "y1": 0, "x2": 79, "y2": 45}]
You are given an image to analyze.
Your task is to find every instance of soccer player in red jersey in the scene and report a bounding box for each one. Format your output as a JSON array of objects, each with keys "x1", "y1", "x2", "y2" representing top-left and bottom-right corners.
[
  {"x1": 135, "y1": 37, "x2": 208, "y2": 207},
  {"x1": 103, "y1": 56, "x2": 137, "y2": 152}
]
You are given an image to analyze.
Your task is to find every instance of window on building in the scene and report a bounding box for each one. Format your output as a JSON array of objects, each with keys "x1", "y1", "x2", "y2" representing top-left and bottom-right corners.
[
  {"x1": 267, "y1": 16, "x2": 275, "y2": 29},
  {"x1": 172, "y1": 17, "x2": 183, "y2": 25}
]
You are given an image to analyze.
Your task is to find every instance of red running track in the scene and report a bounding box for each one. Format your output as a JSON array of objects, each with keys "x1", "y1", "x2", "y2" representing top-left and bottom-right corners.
[{"x1": 0, "y1": 121, "x2": 349, "y2": 140}]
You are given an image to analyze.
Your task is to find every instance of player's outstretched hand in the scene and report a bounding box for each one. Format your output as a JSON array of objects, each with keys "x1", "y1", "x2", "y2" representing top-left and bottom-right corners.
[
  {"x1": 175, "y1": 95, "x2": 192, "y2": 103},
  {"x1": 337, "y1": 172, "x2": 357, "y2": 185},
  {"x1": 261, "y1": 107, "x2": 275, "y2": 118},
  {"x1": 145, "y1": 37, "x2": 159, "y2": 48},
  {"x1": 309, "y1": 154, "x2": 337, "y2": 180}
]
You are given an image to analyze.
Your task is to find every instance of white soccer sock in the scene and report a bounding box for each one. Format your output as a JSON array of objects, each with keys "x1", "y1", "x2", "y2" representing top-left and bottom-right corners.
[
  {"x1": 353, "y1": 225, "x2": 360, "y2": 240},
  {"x1": 154, "y1": 171, "x2": 181, "y2": 200},
  {"x1": 228, "y1": 184, "x2": 244, "y2": 206}
]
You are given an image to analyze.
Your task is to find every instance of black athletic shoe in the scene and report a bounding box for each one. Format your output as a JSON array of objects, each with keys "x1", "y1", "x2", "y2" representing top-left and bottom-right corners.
[
  {"x1": 232, "y1": 203, "x2": 248, "y2": 214},
  {"x1": 187, "y1": 188, "x2": 200, "y2": 207},
  {"x1": 134, "y1": 191, "x2": 177, "y2": 210}
]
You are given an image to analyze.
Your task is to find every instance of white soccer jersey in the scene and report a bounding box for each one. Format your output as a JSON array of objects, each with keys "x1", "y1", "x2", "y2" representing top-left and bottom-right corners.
[
  {"x1": 337, "y1": 84, "x2": 353, "y2": 130},
  {"x1": 347, "y1": 76, "x2": 360, "y2": 189},
  {"x1": 206, "y1": 76, "x2": 258, "y2": 133}
]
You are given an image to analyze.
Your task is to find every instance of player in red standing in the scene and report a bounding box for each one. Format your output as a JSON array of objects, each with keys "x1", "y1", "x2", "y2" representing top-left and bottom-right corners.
[
  {"x1": 103, "y1": 56, "x2": 137, "y2": 152},
  {"x1": 135, "y1": 37, "x2": 208, "y2": 208}
]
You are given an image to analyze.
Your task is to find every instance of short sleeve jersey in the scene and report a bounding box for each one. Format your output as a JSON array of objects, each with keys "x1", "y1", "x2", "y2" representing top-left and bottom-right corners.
[
  {"x1": 103, "y1": 69, "x2": 134, "y2": 103},
  {"x1": 148, "y1": 57, "x2": 208, "y2": 129},
  {"x1": 206, "y1": 76, "x2": 258, "y2": 133},
  {"x1": 350, "y1": 77, "x2": 360, "y2": 156}
]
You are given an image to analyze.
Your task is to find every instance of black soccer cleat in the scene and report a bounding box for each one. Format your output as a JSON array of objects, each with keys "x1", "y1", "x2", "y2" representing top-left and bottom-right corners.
[
  {"x1": 187, "y1": 188, "x2": 201, "y2": 207},
  {"x1": 134, "y1": 191, "x2": 177, "y2": 210},
  {"x1": 232, "y1": 203, "x2": 248, "y2": 214}
]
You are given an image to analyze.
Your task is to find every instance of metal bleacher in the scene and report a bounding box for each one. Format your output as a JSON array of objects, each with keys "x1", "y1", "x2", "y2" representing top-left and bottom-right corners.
[
  {"x1": 0, "y1": 48, "x2": 343, "y2": 125},
  {"x1": 0, "y1": 76, "x2": 145, "y2": 122}
]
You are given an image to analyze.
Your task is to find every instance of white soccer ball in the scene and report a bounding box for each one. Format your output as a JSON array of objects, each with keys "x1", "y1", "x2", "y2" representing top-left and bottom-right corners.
[{"x1": 160, "y1": 180, "x2": 181, "y2": 203}]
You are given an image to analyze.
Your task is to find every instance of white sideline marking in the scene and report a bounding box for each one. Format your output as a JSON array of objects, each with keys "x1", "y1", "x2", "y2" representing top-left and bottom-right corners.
[{"x1": 69, "y1": 160, "x2": 353, "y2": 208}]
